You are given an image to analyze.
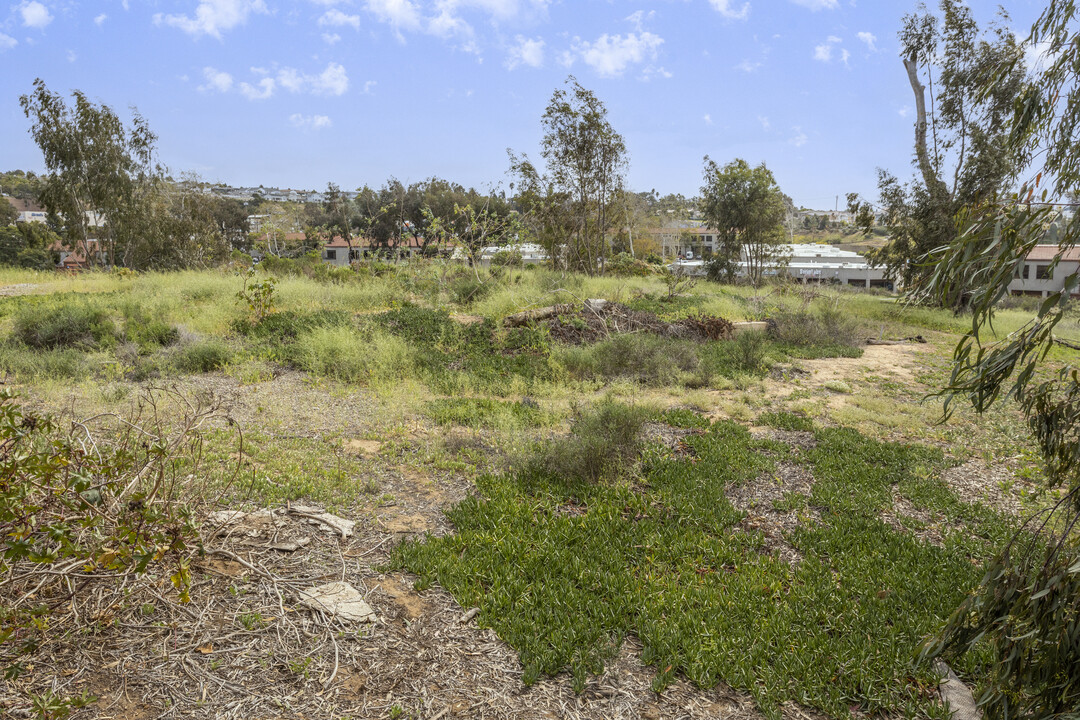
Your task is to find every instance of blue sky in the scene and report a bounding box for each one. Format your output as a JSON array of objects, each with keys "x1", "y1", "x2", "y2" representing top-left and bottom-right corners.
[{"x1": 0, "y1": 0, "x2": 1048, "y2": 209}]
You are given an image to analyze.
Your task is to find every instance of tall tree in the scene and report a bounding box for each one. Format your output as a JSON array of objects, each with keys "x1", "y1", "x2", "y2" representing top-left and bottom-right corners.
[
  {"x1": 510, "y1": 77, "x2": 628, "y2": 274},
  {"x1": 700, "y1": 157, "x2": 788, "y2": 285},
  {"x1": 915, "y1": 3, "x2": 1080, "y2": 717},
  {"x1": 20, "y1": 79, "x2": 161, "y2": 267},
  {"x1": 860, "y1": 1, "x2": 1026, "y2": 299}
]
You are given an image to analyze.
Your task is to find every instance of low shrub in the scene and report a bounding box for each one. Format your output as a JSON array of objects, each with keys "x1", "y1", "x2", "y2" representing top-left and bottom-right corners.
[
  {"x1": 12, "y1": 300, "x2": 117, "y2": 350},
  {"x1": 426, "y1": 397, "x2": 550, "y2": 429},
  {"x1": 537, "y1": 399, "x2": 651, "y2": 483},
  {"x1": 291, "y1": 325, "x2": 413, "y2": 384},
  {"x1": 607, "y1": 252, "x2": 653, "y2": 277},
  {"x1": 560, "y1": 334, "x2": 700, "y2": 386},
  {"x1": 174, "y1": 341, "x2": 233, "y2": 373},
  {"x1": 769, "y1": 304, "x2": 862, "y2": 349},
  {"x1": 449, "y1": 273, "x2": 497, "y2": 305},
  {"x1": 759, "y1": 410, "x2": 814, "y2": 432}
]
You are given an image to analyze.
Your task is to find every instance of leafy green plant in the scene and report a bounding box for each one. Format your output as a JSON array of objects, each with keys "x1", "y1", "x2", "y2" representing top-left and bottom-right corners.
[
  {"x1": 536, "y1": 399, "x2": 651, "y2": 484},
  {"x1": 174, "y1": 340, "x2": 233, "y2": 373},
  {"x1": 236, "y1": 268, "x2": 277, "y2": 322}
]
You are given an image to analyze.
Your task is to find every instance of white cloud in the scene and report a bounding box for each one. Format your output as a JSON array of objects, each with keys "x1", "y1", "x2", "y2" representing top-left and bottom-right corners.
[
  {"x1": 363, "y1": 0, "x2": 422, "y2": 31},
  {"x1": 312, "y1": 62, "x2": 350, "y2": 95},
  {"x1": 199, "y1": 66, "x2": 234, "y2": 93},
  {"x1": 155, "y1": 0, "x2": 267, "y2": 40},
  {"x1": 703, "y1": 114, "x2": 712, "y2": 125},
  {"x1": 758, "y1": 115, "x2": 770, "y2": 129},
  {"x1": 240, "y1": 77, "x2": 276, "y2": 100},
  {"x1": 856, "y1": 31, "x2": 876, "y2": 51},
  {"x1": 0, "y1": 33, "x2": 17, "y2": 50},
  {"x1": 94, "y1": 13, "x2": 107, "y2": 26},
  {"x1": 789, "y1": 126, "x2": 808, "y2": 147},
  {"x1": 322, "y1": 32, "x2": 341, "y2": 44},
  {"x1": 289, "y1": 113, "x2": 333, "y2": 130},
  {"x1": 736, "y1": 59, "x2": 761, "y2": 73},
  {"x1": 709, "y1": 0, "x2": 749, "y2": 20},
  {"x1": 20, "y1": 1, "x2": 53, "y2": 29},
  {"x1": 814, "y1": 35, "x2": 842, "y2": 62},
  {"x1": 319, "y1": 9, "x2": 361, "y2": 29},
  {"x1": 640, "y1": 65, "x2": 672, "y2": 81},
  {"x1": 898, "y1": 106, "x2": 911, "y2": 118},
  {"x1": 840, "y1": 48, "x2": 850, "y2": 65},
  {"x1": 790, "y1": 0, "x2": 838, "y2": 9},
  {"x1": 571, "y1": 32, "x2": 664, "y2": 78},
  {"x1": 66, "y1": 49, "x2": 76, "y2": 62},
  {"x1": 362, "y1": 80, "x2": 377, "y2": 94},
  {"x1": 1025, "y1": 39, "x2": 1060, "y2": 72},
  {"x1": 505, "y1": 35, "x2": 544, "y2": 69},
  {"x1": 626, "y1": 10, "x2": 655, "y2": 31}
]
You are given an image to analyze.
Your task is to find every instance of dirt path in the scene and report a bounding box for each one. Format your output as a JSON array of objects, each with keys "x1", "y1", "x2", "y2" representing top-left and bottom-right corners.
[{"x1": 0, "y1": 282, "x2": 42, "y2": 297}]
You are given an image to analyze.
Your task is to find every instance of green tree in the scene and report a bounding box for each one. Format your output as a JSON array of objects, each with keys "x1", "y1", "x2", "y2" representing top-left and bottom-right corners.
[
  {"x1": 915, "y1": 3, "x2": 1080, "y2": 718},
  {"x1": 0, "y1": 200, "x2": 16, "y2": 226},
  {"x1": 0, "y1": 221, "x2": 60, "y2": 269},
  {"x1": 860, "y1": 1, "x2": 1026, "y2": 300},
  {"x1": 510, "y1": 77, "x2": 628, "y2": 274},
  {"x1": 20, "y1": 79, "x2": 162, "y2": 267},
  {"x1": 700, "y1": 157, "x2": 788, "y2": 286}
]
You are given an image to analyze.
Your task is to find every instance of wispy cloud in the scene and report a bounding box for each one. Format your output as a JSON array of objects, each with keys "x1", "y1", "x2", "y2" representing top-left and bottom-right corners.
[
  {"x1": 239, "y1": 77, "x2": 275, "y2": 100},
  {"x1": 856, "y1": 31, "x2": 876, "y2": 51},
  {"x1": 814, "y1": 35, "x2": 845, "y2": 63},
  {"x1": 569, "y1": 32, "x2": 664, "y2": 78},
  {"x1": 790, "y1": 0, "x2": 837, "y2": 10},
  {"x1": 319, "y1": 9, "x2": 361, "y2": 29},
  {"x1": 322, "y1": 32, "x2": 341, "y2": 44},
  {"x1": 789, "y1": 126, "x2": 808, "y2": 147},
  {"x1": 736, "y1": 59, "x2": 761, "y2": 73},
  {"x1": 758, "y1": 115, "x2": 770, "y2": 130},
  {"x1": 199, "y1": 66, "x2": 234, "y2": 93},
  {"x1": 505, "y1": 35, "x2": 544, "y2": 70},
  {"x1": 0, "y1": 33, "x2": 17, "y2": 50},
  {"x1": 708, "y1": 0, "x2": 749, "y2": 20},
  {"x1": 289, "y1": 113, "x2": 333, "y2": 130},
  {"x1": 155, "y1": 0, "x2": 267, "y2": 40},
  {"x1": 20, "y1": 1, "x2": 53, "y2": 29},
  {"x1": 703, "y1": 113, "x2": 713, "y2": 125},
  {"x1": 94, "y1": 13, "x2": 107, "y2": 26}
]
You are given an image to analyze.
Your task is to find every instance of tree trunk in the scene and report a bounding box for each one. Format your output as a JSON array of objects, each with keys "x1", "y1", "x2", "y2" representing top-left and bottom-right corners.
[{"x1": 904, "y1": 54, "x2": 949, "y2": 198}]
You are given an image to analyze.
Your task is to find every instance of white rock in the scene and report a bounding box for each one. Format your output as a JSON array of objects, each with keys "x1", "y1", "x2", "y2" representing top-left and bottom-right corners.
[{"x1": 298, "y1": 582, "x2": 376, "y2": 623}]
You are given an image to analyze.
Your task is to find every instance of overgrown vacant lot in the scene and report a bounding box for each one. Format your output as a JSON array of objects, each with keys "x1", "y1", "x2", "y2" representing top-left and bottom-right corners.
[{"x1": 0, "y1": 263, "x2": 1067, "y2": 720}]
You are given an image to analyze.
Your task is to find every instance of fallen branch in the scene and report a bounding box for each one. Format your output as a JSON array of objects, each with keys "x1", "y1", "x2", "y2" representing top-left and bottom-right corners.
[{"x1": 502, "y1": 303, "x2": 576, "y2": 327}]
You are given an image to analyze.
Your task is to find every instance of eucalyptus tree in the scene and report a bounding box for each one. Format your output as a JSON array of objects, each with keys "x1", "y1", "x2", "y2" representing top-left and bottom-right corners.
[
  {"x1": 20, "y1": 78, "x2": 162, "y2": 267},
  {"x1": 916, "y1": 3, "x2": 1080, "y2": 716},
  {"x1": 855, "y1": 1, "x2": 1026, "y2": 298},
  {"x1": 700, "y1": 157, "x2": 788, "y2": 285},
  {"x1": 510, "y1": 77, "x2": 628, "y2": 274}
]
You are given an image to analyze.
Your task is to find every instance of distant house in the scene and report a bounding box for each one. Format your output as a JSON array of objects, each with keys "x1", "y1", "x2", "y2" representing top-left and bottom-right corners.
[
  {"x1": 478, "y1": 243, "x2": 549, "y2": 266},
  {"x1": 4, "y1": 196, "x2": 47, "y2": 223},
  {"x1": 321, "y1": 235, "x2": 425, "y2": 265},
  {"x1": 671, "y1": 243, "x2": 890, "y2": 289},
  {"x1": 1009, "y1": 246, "x2": 1080, "y2": 298}
]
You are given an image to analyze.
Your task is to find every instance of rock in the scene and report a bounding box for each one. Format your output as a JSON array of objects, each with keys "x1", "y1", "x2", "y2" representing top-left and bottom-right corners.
[
  {"x1": 207, "y1": 509, "x2": 247, "y2": 526},
  {"x1": 289, "y1": 505, "x2": 355, "y2": 539},
  {"x1": 298, "y1": 582, "x2": 376, "y2": 623},
  {"x1": 270, "y1": 537, "x2": 311, "y2": 552},
  {"x1": 732, "y1": 321, "x2": 770, "y2": 335},
  {"x1": 584, "y1": 298, "x2": 609, "y2": 313},
  {"x1": 935, "y1": 660, "x2": 982, "y2": 720}
]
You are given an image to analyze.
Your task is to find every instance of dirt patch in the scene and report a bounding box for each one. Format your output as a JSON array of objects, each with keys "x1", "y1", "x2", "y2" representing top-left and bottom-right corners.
[
  {"x1": 346, "y1": 439, "x2": 384, "y2": 456},
  {"x1": 372, "y1": 576, "x2": 430, "y2": 620},
  {"x1": 728, "y1": 460, "x2": 818, "y2": 565},
  {"x1": 450, "y1": 313, "x2": 485, "y2": 325},
  {"x1": 639, "y1": 422, "x2": 705, "y2": 455},
  {"x1": 943, "y1": 459, "x2": 1028, "y2": 516},
  {"x1": 0, "y1": 283, "x2": 41, "y2": 297},
  {"x1": 881, "y1": 491, "x2": 948, "y2": 548}
]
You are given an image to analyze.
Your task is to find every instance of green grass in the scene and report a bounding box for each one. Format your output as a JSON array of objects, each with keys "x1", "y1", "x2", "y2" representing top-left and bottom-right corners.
[
  {"x1": 426, "y1": 397, "x2": 553, "y2": 430},
  {"x1": 391, "y1": 415, "x2": 1013, "y2": 719}
]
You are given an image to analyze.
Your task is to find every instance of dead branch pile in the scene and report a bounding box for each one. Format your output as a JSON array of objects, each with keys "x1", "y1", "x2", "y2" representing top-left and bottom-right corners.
[{"x1": 514, "y1": 302, "x2": 734, "y2": 345}]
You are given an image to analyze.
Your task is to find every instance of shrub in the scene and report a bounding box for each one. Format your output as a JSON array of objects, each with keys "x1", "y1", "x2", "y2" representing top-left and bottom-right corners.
[
  {"x1": 607, "y1": 252, "x2": 652, "y2": 277},
  {"x1": 12, "y1": 300, "x2": 117, "y2": 350},
  {"x1": 560, "y1": 334, "x2": 700, "y2": 387},
  {"x1": 769, "y1": 303, "x2": 862, "y2": 349},
  {"x1": 426, "y1": 397, "x2": 550, "y2": 429},
  {"x1": 759, "y1": 410, "x2": 814, "y2": 432},
  {"x1": 538, "y1": 399, "x2": 651, "y2": 483},
  {"x1": 175, "y1": 341, "x2": 233, "y2": 373},
  {"x1": 730, "y1": 330, "x2": 768, "y2": 374},
  {"x1": 449, "y1": 273, "x2": 496, "y2": 305},
  {"x1": 291, "y1": 325, "x2": 413, "y2": 384}
]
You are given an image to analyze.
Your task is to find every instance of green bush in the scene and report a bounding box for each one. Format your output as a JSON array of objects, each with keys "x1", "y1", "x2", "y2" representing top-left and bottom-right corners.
[
  {"x1": 560, "y1": 334, "x2": 700, "y2": 386},
  {"x1": 770, "y1": 304, "x2": 862, "y2": 349},
  {"x1": 0, "y1": 344, "x2": 86, "y2": 380},
  {"x1": 12, "y1": 300, "x2": 117, "y2": 350},
  {"x1": 174, "y1": 341, "x2": 233, "y2": 373},
  {"x1": 537, "y1": 399, "x2": 651, "y2": 483},
  {"x1": 291, "y1": 325, "x2": 413, "y2": 384},
  {"x1": 607, "y1": 252, "x2": 652, "y2": 277},
  {"x1": 449, "y1": 273, "x2": 496, "y2": 305}
]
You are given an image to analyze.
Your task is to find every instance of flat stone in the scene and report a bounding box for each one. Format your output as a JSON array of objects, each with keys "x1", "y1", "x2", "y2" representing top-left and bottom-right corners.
[
  {"x1": 289, "y1": 505, "x2": 355, "y2": 538},
  {"x1": 298, "y1": 582, "x2": 376, "y2": 623},
  {"x1": 935, "y1": 660, "x2": 982, "y2": 720}
]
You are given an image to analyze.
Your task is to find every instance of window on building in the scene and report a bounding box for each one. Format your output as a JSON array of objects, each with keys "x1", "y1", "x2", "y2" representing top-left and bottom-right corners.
[
  {"x1": 326, "y1": 249, "x2": 337, "y2": 260},
  {"x1": 1036, "y1": 264, "x2": 1052, "y2": 280},
  {"x1": 1015, "y1": 264, "x2": 1030, "y2": 279}
]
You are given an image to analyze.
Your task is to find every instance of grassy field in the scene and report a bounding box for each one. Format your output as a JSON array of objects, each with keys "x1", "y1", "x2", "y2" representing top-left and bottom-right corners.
[{"x1": 0, "y1": 261, "x2": 1064, "y2": 720}]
